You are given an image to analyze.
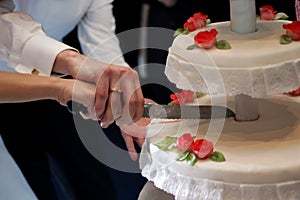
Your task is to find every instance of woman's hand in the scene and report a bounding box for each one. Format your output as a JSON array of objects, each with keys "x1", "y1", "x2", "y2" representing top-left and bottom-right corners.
[
  {"x1": 117, "y1": 98, "x2": 156, "y2": 160},
  {"x1": 53, "y1": 50, "x2": 144, "y2": 127},
  {"x1": 56, "y1": 78, "x2": 97, "y2": 120},
  {"x1": 119, "y1": 117, "x2": 151, "y2": 160}
]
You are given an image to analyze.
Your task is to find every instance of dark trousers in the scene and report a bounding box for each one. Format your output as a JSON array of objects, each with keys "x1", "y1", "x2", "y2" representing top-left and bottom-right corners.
[{"x1": 0, "y1": 100, "x2": 146, "y2": 200}]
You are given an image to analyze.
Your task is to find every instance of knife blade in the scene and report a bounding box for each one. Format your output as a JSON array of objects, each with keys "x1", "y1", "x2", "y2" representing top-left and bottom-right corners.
[
  {"x1": 143, "y1": 104, "x2": 235, "y2": 119},
  {"x1": 67, "y1": 101, "x2": 235, "y2": 119}
]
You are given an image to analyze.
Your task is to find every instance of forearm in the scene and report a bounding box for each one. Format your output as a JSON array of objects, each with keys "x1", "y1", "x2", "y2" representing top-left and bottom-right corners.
[
  {"x1": 53, "y1": 49, "x2": 107, "y2": 83},
  {"x1": 0, "y1": 71, "x2": 67, "y2": 103}
]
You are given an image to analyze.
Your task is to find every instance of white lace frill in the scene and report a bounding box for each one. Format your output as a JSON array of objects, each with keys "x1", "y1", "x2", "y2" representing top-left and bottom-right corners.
[
  {"x1": 165, "y1": 55, "x2": 300, "y2": 98},
  {"x1": 140, "y1": 140, "x2": 300, "y2": 200}
]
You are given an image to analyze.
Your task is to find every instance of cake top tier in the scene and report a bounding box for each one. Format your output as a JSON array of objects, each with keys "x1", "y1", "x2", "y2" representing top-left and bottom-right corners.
[
  {"x1": 170, "y1": 21, "x2": 299, "y2": 68},
  {"x1": 165, "y1": 20, "x2": 300, "y2": 97}
]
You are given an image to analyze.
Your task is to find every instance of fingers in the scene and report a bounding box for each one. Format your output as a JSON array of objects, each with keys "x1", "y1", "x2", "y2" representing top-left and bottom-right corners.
[
  {"x1": 117, "y1": 117, "x2": 150, "y2": 138},
  {"x1": 118, "y1": 117, "x2": 149, "y2": 160},
  {"x1": 99, "y1": 68, "x2": 123, "y2": 128},
  {"x1": 131, "y1": 71, "x2": 144, "y2": 122},
  {"x1": 135, "y1": 137, "x2": 145, "y2": 148},
  {"x1": 64, "y1": 55, "x2": 144, "y2": 125},
  {"x1": 117, "y1": 69, "x2": 144, "y2": 125},
  {"x1": 94, "y1": 70, "x2": 110, "y2": 120},
  {"x1": 121, "y1": 131, "x2": 143, "y2": 161},
  {"x1": 96, "y1": 66, "x2": 144, "y2": 127},
  {"x1": 121, "y1": 131, "x2": 138, "y2": 161}
]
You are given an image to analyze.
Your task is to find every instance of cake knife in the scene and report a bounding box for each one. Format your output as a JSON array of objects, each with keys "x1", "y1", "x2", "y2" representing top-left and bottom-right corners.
[
  {"x1": 143, "y1": 104, "x2": 235, "y2": 119},
  {"x1": 67, "y1": 101, "x2": 235, "y2": 119}
]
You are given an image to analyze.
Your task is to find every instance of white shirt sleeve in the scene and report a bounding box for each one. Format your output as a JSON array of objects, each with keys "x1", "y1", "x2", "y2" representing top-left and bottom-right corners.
[
  {"x1": 77, "y1": 0, "x2": 129, "y2": 67},
  {"x1": 0, "y1": 11, "x2": 77, "y2": 76}
]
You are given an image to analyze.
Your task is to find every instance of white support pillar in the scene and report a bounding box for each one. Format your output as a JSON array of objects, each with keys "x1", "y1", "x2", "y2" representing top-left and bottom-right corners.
[
  {"x1": 235, "y1": 94, "x2": 259, "y2": 121},
  {"x1": 230, "y1": 0, "x2": 257, "y2": 34}
]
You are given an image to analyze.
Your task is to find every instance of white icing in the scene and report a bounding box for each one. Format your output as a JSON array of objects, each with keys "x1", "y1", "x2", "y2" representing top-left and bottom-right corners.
[
  {"x1": 165, "y1": 21, "x2": 300, "y2": 98},
  {"x1": 140, "y1": 95, "x2": 300, "y2": 200},
  {"x1": 140, "y1": 18, "x2": 300, "y2": 200}
]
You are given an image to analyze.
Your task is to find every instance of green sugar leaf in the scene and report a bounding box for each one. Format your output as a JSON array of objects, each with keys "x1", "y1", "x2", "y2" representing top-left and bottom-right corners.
[
  {"x1": 280, "y1": 34, "x2": 292, "y2": 44},
  {"x1": 182, "y1": 28, "x2": 189, "y2": 35},
  {"x1": 194, "y1": 92, "x2": 206, "y2": 98},
  {"x1": 176, "y1": 151, "x2": 190, "y2": 161},
  {"x1": 174, "y1": 28, "x2": 189, "y2": 37},
  {"x1": 186, "y1": 152, "x2": 197, "y2": 166},
  {"x1": 216, "y1": 40, "x2": 231, "y2": 50},
  {"x1": 210, "y1": 151, "x2": 226, "y2": 162},
  {"x1": 275, "y1": 12, "x2": 289, "y2": 20},
  {"x1": 174, "y1": 28, "x2": 184, "y2": 37},
  {"x1": 206, "y1": 18, "x2": 211, "y2": 25},
  {"x1": 187, "y1": 44, "x2": 197, "y2": 50},
  {"x1": 154, "y1": 136, "x2": 177, "y2": 151}
]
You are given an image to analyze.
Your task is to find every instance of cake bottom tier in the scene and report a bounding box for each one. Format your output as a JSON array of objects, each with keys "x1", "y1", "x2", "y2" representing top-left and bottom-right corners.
[{"x1": 140, "y1": 95, "x2": 300, "y2": 200}]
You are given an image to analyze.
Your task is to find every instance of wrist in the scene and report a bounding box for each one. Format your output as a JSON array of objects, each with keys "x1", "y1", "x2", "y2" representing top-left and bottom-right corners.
[
  {"x1": 53, "y1": 50, "x2": 83, "y2": 78},
  {"x1": 51, "y1": 77, "x2": 74, "y2": 105}
]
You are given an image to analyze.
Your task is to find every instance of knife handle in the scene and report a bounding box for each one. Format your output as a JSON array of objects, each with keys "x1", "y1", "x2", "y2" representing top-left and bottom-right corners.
[
  {"x1": 142, "y1": 104, "x2": 152, "y2": 118},
  {"x1": 67, "y1": 100, "x2": 152, "y2": 117},
  {"x1": 67, "y1": 101, "x2": 87, "y2": 114},
  {"x1": 68, "y1": 101, "x2": 151, "y2": 118}
]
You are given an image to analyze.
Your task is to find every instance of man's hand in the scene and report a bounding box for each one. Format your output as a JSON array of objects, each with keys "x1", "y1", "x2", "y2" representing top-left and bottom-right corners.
[{"x1": 53, "y1": 50, "x2": 144, "y2": 127}]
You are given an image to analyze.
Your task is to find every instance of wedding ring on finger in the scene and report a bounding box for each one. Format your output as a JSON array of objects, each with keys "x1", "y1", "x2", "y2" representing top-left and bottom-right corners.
[{"x1": 110, "y1": 88, "x2": 122, "y2": 94}]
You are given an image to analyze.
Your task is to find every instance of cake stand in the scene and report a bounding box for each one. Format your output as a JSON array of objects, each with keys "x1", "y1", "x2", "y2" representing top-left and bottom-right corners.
[{"x1": 140, "y1": 0, "x2": 300, "y2": 199}]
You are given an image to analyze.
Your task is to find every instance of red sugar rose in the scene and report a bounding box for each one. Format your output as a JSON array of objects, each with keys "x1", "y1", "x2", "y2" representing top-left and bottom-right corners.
[
  {"x1": 283, "y1": 21, "x2": 300, "y2": 41},
  {"x1": 286, "y1": 87, "x2": 300, "y2": 96},
  {"x1": 191, "y1": 139, "x2": 214, "y2": 159},
  {"x1": 194, "y1": 29, "x2": 218, "y2": 49},
  {"x1": 170, "y1": 90, "x2": 195, "y2": 105},
  {"x1": 260, "y1": 5, "x2": 276, "y2": 20},
  {"x1": 177, "y1": 133, "x2": 195, "y2": 151},
  {"x1": 183, "y1": 12, "x2": 208, "y2": 32}
]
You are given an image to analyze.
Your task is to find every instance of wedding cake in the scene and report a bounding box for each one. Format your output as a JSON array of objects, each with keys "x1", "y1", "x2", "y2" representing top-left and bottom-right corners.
[{"x1": 140, "y1": 1, "x2": 300, "y2": 199}]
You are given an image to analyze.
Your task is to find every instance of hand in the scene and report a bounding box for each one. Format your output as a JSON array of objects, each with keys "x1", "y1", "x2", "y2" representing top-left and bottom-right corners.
[
  {"x1": 56, "y1": 78, "x2": 97, "y2": 119},
  {"x1": 119, "y1": 117, "x2": 151, "y2": 160},
  {"x1": 53, "y1": 50, "x2": 144, "y2": 126},
  {"x1": 91, "y1": 62, "x2": 144, "y2": 128},
  {"x1": 117, "y1": 98, "x2": 155, "y2": 160}
]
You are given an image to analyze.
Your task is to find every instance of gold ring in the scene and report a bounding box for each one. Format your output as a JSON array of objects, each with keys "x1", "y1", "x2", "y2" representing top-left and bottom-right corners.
[{"x1": 110, "y1": 88, "x2": 122, "y2": 93}]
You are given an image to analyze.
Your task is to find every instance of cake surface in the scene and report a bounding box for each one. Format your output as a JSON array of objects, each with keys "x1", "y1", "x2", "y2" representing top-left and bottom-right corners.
[
  {"x1": 141, "y1": 7, "x2": 300, "y2": 198},
  {"x1": 165, "y1": 20, "x2": 300, "y2": 97},
  {"x1": 141, "y1": 95, "x2": 300, "y2": 200}
]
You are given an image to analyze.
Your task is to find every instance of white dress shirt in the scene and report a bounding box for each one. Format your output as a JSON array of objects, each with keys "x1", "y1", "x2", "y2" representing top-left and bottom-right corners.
[{"x1": 0, "y1": 0, "x2": 127, "y2": 76}]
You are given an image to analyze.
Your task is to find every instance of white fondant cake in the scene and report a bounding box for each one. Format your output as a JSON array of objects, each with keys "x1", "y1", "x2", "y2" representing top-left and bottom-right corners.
[
  {"x1": 141, "y1": 95, "x2": 300, "y2": 199},
  {"x1": 140, "y1": 20, "x2": 300, "y2": 200},
  {"x1": 165, "y1": 20, "x2": 300, "y2": 97},
  {"x1": 140, "y1": 1, "x2": 300, "y2": 199}
]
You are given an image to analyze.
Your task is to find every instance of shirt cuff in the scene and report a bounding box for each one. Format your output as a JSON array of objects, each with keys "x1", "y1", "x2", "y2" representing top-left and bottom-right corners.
[{"x1": 18, "y1": 35, "x2": 78, "y2": 76}]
